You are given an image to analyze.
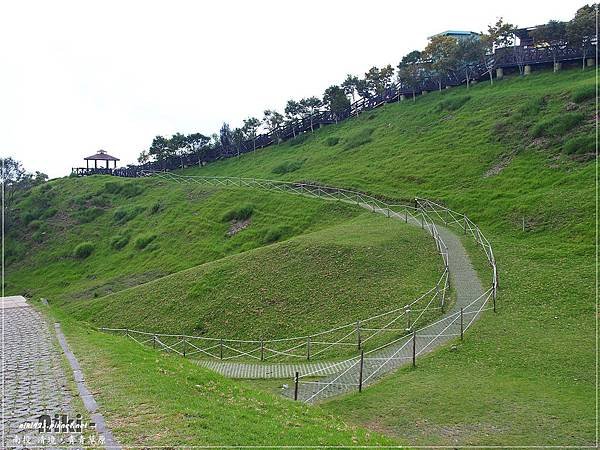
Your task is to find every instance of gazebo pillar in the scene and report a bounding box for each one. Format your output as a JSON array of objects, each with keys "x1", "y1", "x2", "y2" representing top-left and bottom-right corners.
[
  {"x1": 95, "y1": 160, "x2": 98, "y2": 169},
  {"x1": 86, "y1": 160, "x2": 89, "y2": 169}
]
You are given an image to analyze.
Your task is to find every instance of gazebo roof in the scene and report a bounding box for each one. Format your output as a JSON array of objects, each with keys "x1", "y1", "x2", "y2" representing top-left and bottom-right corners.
[{"x1": 84, "y1": 149, "x2": 120, "y2": 161}]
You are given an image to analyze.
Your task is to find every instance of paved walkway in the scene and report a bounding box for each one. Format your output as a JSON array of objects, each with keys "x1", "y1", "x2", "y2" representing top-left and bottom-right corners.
[{"x1": 1, "y1": 296, "x2": 76, "y2": 446}]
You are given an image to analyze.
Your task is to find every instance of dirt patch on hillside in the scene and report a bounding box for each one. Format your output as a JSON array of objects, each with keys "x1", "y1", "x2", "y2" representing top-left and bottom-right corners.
[
  {"x1": 484, "y1": 154, "x2": 513, "y2": 178},
  {"x1": 227, "y1": 218, "x2": 251, "y2": 236}
]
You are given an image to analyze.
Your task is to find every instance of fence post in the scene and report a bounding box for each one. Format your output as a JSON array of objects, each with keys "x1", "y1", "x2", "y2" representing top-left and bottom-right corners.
[
  {"x1": 406, "y1": 308, "x2": 411, "y2": 330},
  {"x1": 125, "y1": 329, "x2": 129, "y2": 339},
  {"x1": 464, "y1": 215, "x2": 467, "y2": 235},
  {"x1": 493, "y1": 282, "x2": 497, "y2": 313},
  {"x1": 294, "y1": 372, "x2": 299, "y2": 401},
  {"x1": 358, "y1": 350, "x2": 365, "y2": 393},
  {"x1": 421, "y1": 214, "x2": 424, "y2": 229},
  {"x1": 182, "y1": 338, "x2": 187, "y2": 357},
  {"x1": 404, "y1": 210, "x2": 408, "y2": 223},
  {"x1": 153, "y1": 335, "x2": 156, "y2": 349},
  {"x1": 307, "y1": 336, "x2": 311, "y2": 361},
  {"x1": 460, "y1": 308, "x2": 464, "y2": 340},
  {"x1": 356, "y1": 321, "x2": 362, "y2": 350},
  {"x1": 475, "y1": 226, "x2": 481, "y2": 245},
  {"x1": 260, "y1": 339, "x2": 264, "y2": 361},
  {"x1": 220, "y1": 339, "x2": 224, "y2": 360},
  {"x1": 386, "y1": 207, "x2": 390, "y2": 218},
  {"x1": 412, "y1": 331, "x2": 417, "y2": 368}
]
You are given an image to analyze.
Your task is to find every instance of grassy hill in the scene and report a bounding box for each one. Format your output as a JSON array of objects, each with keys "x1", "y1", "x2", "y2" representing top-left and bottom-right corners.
[
  {"x1": 8, "y1": 67, "x2": 595, "y2": 446},
  {"x1": 182, "y1": 68, "x2": 595, "y2": 445}
]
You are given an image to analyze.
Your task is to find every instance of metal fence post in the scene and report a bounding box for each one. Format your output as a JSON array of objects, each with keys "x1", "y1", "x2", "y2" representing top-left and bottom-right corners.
[
  {"x1": 412, "y1": 331, "x2": 417, "y2": 368},
  {"x1": 260, "y1": 339, "x2": 264, "y2": 361},
  {"x1": 464, "y1": 215, "x2": 467, "y2": 235},
  {"x1": 356, "y1": 321, "x2": 362, "y2": 350},
  {"x1": 182, "y1": 338, "x2": 187, "y2": 357},
  {"x1": 153, "y1": 335, "x2": 156, "y2": 349},
  {"x1": 404, "y1": 210, "x2": 408, "y2": 223},
  {"x1": 307, "y1": 336, "x2": 311, "y2": 361},
  {"x1": 460, "y1": 308, "x2": 464, "y2": 340},
  {"x1": 294, "y1": 372, "x2": 299, "y2": 401},
  {"x1": 493, "y1": 283, "x2": 497, "y2": 313},
  {"x1": 220, "y1": 339, "x2": 224, "y2": 360},
  {"x1": 358, "y1": 350, "x2": 365, "y2": 393}
]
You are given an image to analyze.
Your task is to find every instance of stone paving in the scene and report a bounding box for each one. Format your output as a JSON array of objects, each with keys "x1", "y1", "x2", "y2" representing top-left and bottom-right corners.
[{"x1": 1, "y1": 296, "x2": 76, "y2": 447}]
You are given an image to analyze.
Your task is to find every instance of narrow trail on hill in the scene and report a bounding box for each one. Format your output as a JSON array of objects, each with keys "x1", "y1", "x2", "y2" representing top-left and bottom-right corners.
[{"x1": 196, "y1": 206, "x2": 486, "y2": 402}]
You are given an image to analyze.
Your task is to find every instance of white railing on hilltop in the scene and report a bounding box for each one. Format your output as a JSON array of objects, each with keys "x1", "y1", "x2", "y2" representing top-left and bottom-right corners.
[{"x1": 100, "y1": 173, "x2": 497, "y2": 401}]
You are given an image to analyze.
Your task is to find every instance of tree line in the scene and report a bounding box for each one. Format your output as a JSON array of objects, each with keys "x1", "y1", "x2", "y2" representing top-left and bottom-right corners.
[{"x1": 137, "y1": 4, "x2": 596, "y2": 166}]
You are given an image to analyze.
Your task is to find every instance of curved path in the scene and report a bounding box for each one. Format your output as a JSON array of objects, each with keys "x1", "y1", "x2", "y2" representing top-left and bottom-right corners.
[{"x1": 196, "y1": 209, "x2": 486, "y2": 402}]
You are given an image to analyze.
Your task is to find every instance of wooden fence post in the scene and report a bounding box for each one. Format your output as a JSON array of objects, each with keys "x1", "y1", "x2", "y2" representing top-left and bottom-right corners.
[
  {"x1": 460, "y1": 308, "x2": 464, "y2": 341},
  {"x1": 412, "y1": 331, "x2": 417, "y2": 368},
  {"x1": 358, "y1": 350, "x2": 365, "y2": 393},
  {"x1": 294, "y1": 372, "x2": 299, "y2": 401}
]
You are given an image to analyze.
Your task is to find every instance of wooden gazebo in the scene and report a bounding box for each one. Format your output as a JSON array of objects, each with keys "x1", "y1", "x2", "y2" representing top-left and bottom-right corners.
[{"x1": 84, "y1": 149, "x2": 120, "y2": 169}]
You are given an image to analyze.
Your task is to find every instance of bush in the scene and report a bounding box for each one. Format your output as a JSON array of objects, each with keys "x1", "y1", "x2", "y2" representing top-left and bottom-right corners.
[
  {"x1": 531, "y1": 113, "x2": 585, "y2": 138},
  {"x1": 110, "y1": 234, "x2": 130, "y2": 250},
  {"x1": 572, "y1": 84, "x2": 595, "y2": 103},
  {"x1": 563, "y1": 135, "x2": 595, "y2": 155},
  {"x1": 289, "y1": 133, "x2": 310, "y2": 147},
  {"x1": 27, "y1": 219, "x2": 44, "y2": 230},
  {"x1": 325, "y1": 136, "x2": 340, "y2": 147},
  {"x1": 344, "y1": 127, "x2": 375, "y2": 150},
  {"x1": 73, "y1": 242, "x2": 95, "y2": 259},
  {"x1": 114, "y1": 206, "x2": 145, "y2": 224},
  {"x1": 75, "y1": 207, "x2": 104, "y2": 224},
  {"x1": 104, "y1": 181, "x2": 144, "y2": 197},
  {"x1": 436, "y1": 95, "x2": 471, "y2": 112},
  {"x1": 263, "y1": 226, "x2": 289, "y2": 244},
  {"x1": 222, "y1": 204, "x2": 254, "y2": 222},
  {"x1": 150, "y1": 201, "x2": 162, "y2": 214},
  {"x1": 272, "y1": 160, "x2": 304, "y2": 175},
  {"x1": 134, "y1": 233, "x2": 157, "y2": 250}
]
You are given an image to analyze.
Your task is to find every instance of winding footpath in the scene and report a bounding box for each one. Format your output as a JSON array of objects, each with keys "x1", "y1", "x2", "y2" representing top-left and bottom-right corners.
[{"x1": 196, "y1": 206, "x2": 487, "y2": 403}]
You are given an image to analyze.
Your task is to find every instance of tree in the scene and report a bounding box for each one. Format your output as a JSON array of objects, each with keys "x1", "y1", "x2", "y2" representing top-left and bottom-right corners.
[
  {"x1": 284, "y1": 100, "x2": 302, "y2": 136},
  {"x1": 263, "y1": 109, "x2": 284, "y2": 141},
  {"x1": 299, "y1": 97, "x2": 323, "y2": 132},
  {"x1": 323, "y1": 85, "x2": 351, "y2": 122},
  {"x1": 567, "y1": 4, "x2": 597, "y2": 70},
  {"x1": 355, "y1": 78, "x2": 371, "y2": 99},
  {"x1": 186, "y1": 132, "x2": 211, "y2": 166},
  {"x1": 531, "y1": 21, "x2": 568, "y2": 71},
  {"x1": 479, "y1": 18, "x2": 517, "y2": 83},
  {"x1": 242, "y1": 117, "x2": 261, "y2": 152},
  {"x1": 137, "y1": 150, "x2": 150, "y2": 165},
  {"x1": 219, "y1": 122, "x2": 233, "y2": 156},
  {"x1": 397, "y1": 50, "x2": 422, "y2": 101},
  {"x1": 423, "y1": 35, "x2": 458, "y2": 91},
  {"x1": 148, "y1": 136, "x2": 172, "y2": 168},
  {"x1": 364, "y1": 66, "x2": 393, "y2": 95},
  {"x1": 232, "y1": 127, "x2": 245, "y2": 158},
  {"x1": 1, "y1": 158, "x2": 47, "y2": 230},
  {"x1": 341, "y1": 74, "x2": 359, "y2": 103},
  {"x1": 454, "y1": 36, "x2": 483, "y2": 88},
  {"x1": 169, "y1": 132, "x2": 188, "y2": 168}
]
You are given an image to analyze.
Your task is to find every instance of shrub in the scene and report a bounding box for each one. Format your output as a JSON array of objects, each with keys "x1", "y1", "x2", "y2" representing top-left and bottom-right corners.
[
  {"x1": 517, "y1": 96, "x2": 546, "y2": 117},
  {"x1": 110, "y1": 234, "x2": 130, "y2": 250},
  {"x1": 344, "y1": 127, "x2": 375, "y2": 150},
  {"x1": 563, "y1": 135, "x2": 595, "y2": 155},
  {"x1": 22, "y1": 211, "x2": 39, "y2": 225},
  {"x1": 325, "y1": 136, "x2": 340, "y2": 147},
  {"x1": 114, "y1": 206, "x2": 145, "y2": 224},
  {"x1": 75, "y1": 207, "x2": 104, "y2": 224},
  {"x1": 572, "y1": 84, "x2": 595, "y2": 103},
  {"x1": 73, "y1": 242, "x2": 95, "y2": 259},
  {"x1": 104, "y1": 181, "x2": 144, "y2": 197},
  {"x1": 222, "y1": 204, "x2": 254, "y2": 222},
  {"x1": 289, "y1": 133, "x2": 310, "y2": 147},
  {"x1": 134, "y1": 233, "x2": 157, "y2": 250},
  {"x1": 27, "y1": 220, "x2": 44, "y2": 230},
  {"x1": 104, "y1": 181, "x2": 122, "y2": 194},
  {"x1": 531, "y1": 113, "x2": 585, "y2": 138},
  {"x1": 263, "y1": 226, "x2": 289, "y2": 244},
  {"x1": 150, "y1": 201, "x2": 162, "y2": 214},
  {"x1": 436, "y1": 95, "x2": 471, "y2": 112},
  {"x1": 272, "y1": 160, "x2": 304, "y2": 175}
]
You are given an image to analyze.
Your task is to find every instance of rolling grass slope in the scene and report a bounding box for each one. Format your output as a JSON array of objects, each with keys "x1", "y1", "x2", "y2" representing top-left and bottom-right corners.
[
  {"x1": 63, "y1": 213, "x2": 442, "y2": 342},
  {"x1": 174, "y1": 68, "x2": 594, "y2": 445}
]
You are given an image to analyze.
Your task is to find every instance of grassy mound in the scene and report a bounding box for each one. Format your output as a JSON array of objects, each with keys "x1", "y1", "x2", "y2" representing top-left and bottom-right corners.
[{"x1": 63, "y1": 214, "x2": 442, "y2": 342}]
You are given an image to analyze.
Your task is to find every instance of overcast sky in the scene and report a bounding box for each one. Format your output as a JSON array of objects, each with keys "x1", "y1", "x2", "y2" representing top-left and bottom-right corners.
[{"x1": 1, "y1": 0, "x2": 586, "y2": 178}]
